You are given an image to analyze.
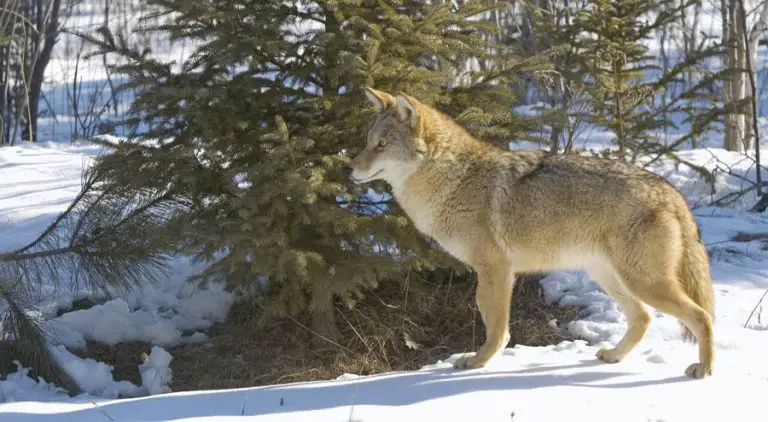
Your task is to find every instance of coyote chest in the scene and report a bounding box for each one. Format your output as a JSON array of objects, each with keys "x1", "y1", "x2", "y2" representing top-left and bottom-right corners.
[
  {"x1": 398, "y1": 196, "x2": 437, "y2": 235},
  {"x1": 397, "y1": 194, "x2": 472, "y2": 263}
]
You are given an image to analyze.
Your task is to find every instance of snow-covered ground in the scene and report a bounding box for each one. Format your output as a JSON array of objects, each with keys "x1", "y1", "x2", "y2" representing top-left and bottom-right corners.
[
  {"x1": 0, "y1": 142, "x2": 233, "y2": 400},
  {"x1": 2, "y1": 139, "x2": 768, "y2": 421}
]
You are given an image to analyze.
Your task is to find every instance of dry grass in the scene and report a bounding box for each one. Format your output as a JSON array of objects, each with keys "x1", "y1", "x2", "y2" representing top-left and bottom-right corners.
[
  {"x1": 0, "y1": 270, "x2": 582, "y2": 394},
  {"x1": 169, "y1": 270, "x2": 581, "y2": 392}
]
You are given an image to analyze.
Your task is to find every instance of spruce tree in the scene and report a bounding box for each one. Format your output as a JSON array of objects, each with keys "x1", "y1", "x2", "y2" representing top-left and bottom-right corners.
[
  {"x1": 522, "y1": 0, "x2": 723, "y2": 164},
  {"x1": 81, "y1": 0, "x2": 556, "y2": 338},
  {"x1": 576, "y1": 0, "x2": 665, "y2": 158}
]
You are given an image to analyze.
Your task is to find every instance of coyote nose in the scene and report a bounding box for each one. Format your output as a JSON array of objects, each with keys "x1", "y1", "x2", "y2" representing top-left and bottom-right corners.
[{"x1": 342, "y1": 166, "x2": 353, "y2": 177}]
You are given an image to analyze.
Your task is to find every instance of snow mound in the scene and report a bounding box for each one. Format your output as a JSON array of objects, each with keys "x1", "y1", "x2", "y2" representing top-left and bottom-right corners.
[
  {"x1": 539, "y1": 271, "x2": 626, "y2": 344},
  {"x1": 44, "y1": 284, "x2": 230, "y2": 350},
  {"x1": 1, "y1": 346, "x2": 175, "y2": 402},
  {"x1": 0, "y1": 362, "x2": 67, "y2": 403},
  {"x1": 49, "y1": 345, "x2": 140, "y2": 399},
  {"x1": 138, "y1": 346, "x2": 173, "y2": 396}
]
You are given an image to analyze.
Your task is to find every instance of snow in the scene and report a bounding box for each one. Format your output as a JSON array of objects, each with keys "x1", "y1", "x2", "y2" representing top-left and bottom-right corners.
[
  {"x1": 48, "y1": 345, "x2": 141, "y2": 399},
  {"x1": 3, "y1": 340, "x2": 768, "y2": 422},
  {"x1": 138, "y1": 347, "x2": 174, "y2": 396},
  {"x1": 1, "y1": 345, "x2": 174, "y2": 403},
  {"x1": 0, "y1": 363, "x2": 68, "y2": 403},
  {"x1": 41, "y1": 272, "x2": 231, "y2": 350},
  {"x1": 44, "y1": 297, "x2": 213, "y2": 349}
]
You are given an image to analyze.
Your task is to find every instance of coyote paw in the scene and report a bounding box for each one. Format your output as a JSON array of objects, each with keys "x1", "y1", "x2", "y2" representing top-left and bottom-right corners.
[
  {"x1": 596, "y1": 347, "x2": 623, "y2": 364},
  {"x1": 453, "y1": 353, "x2": 485, "y2": 369},
  {"x1": 684, "y1": 363, "x2": 712, "y2": 379}
]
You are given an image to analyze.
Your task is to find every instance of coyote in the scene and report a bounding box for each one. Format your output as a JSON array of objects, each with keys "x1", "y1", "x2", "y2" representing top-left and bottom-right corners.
[{"x1": 343, "y1": 87, "x2": 715, "y2": 378}]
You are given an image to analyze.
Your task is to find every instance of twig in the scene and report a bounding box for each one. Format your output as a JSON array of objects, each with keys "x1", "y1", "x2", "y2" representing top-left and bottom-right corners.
[
  {"x1": 240, "y1": 391, "x2": 249, "y2": 416},
  {"x1": 0, "y1": 7, "x2": 40, "y2": 35},
  {"x1": 0, "y1": 245, "x2": 77, "y2": 262},
  {"x1": 744, "y1": 288, "x2": 768, "y2": 328},
  {"x1": 284, "y1": 313, "x2": 354, "y2": 355},
  {"x1": 338, "y1": 309, "x2": 372, "y2": 355},
  {"x1": 8, "y1": 174, "x2": 95, "y2": 255},
  {"x1": 87, "y1": 137, "x2": 122, "y2": 149},
  {"x1": 710, "y1": 184, "x2": 760, "y2": 208},
  {"x1": 90, "y1": 400, "x2": 116, "y2": 422}
]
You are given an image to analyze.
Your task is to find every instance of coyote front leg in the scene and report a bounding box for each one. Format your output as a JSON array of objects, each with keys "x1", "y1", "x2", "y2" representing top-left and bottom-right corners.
[{"x1": 454, "y1": 260, "x2": 514, "y2": 369}]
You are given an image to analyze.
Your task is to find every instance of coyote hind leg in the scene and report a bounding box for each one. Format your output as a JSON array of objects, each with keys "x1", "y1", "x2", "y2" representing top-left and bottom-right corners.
[{"x1": 620, "y1": 273, "x2": 715, "y2": 378}]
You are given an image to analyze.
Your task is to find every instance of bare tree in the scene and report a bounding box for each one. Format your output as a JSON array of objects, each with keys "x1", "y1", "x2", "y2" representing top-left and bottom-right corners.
[
  {"x1": 0, "y1": 0, "x2": 62, "y2": 145},
  {"x1": 0, "y1": 0, "x2": 23, "y2": 145},
  {"x1": 23, "y1": 0, "x2": 63, "y2": 143},
  {"x1": 722, "y1": 0, "x2": 768, "y2": 152}
]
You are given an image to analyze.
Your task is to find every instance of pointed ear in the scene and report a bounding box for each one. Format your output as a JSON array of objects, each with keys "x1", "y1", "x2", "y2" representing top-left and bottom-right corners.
[
  {"x1": 395, "y1": 94, "x2": 420, "y2": 130},
  {"x1": 364, "y1": 87, "x2": 395, "y2": 112}
]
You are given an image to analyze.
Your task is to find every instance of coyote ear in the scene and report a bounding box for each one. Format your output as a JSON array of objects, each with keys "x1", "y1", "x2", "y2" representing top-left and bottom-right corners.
[
  {"x1": 395, "y1": 94, "x2": 419, "y2": 130},
  {"x1": 364, "y1": 87, "x2": 395, "y2": 112}
]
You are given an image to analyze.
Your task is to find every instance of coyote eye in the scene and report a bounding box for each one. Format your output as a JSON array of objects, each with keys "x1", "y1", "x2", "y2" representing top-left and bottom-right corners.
[{"x1": 377, "y1": 140, "x2": 387, "y2": 148}]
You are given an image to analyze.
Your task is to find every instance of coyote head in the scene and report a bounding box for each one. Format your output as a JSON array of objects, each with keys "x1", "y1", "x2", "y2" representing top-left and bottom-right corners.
[{"x1": 343, "y1": 87, "x2": 427, "y2": 186}]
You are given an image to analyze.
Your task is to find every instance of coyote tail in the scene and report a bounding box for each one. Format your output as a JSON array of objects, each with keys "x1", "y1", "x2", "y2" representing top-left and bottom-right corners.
[{"x1": 677, "y1": 213, "x2": 715, "y2": 342}]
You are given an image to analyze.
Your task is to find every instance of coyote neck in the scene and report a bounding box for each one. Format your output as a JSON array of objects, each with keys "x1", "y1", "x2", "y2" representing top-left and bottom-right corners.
[{"x1": 390, "y1": 148, "x2": 482, "y2": 236}]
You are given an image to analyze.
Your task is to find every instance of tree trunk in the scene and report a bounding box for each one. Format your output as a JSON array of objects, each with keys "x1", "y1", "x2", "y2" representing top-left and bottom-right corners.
[
  {"x1": 0, "y1": 48, "x2": 7, "y2": 146},
  {"x1": 24, "y1": 0, "x2": 62, "y2": 143},
  {"x1": 310, "y1": 296, "x2": 341, "y2": 350},
  {"x1": 723, "y1": 0, "x2": 747, "y2": 152},
  {"x1": 735, "y1": 3, "x2": 749, "y2": 151},
  {"x1": 681, "y1": 0, "x2": 702, "y2": 147},
  {"x1": 720, "y1": 0, "x2": 768, "y2": 152},
  {"x1": 743, "y1": 0, "x2": 768, "y2": 152}
]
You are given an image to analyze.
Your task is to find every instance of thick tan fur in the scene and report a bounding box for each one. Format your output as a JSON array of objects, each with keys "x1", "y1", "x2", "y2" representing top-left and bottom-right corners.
[{"x1": 345, "y1": 87, "x2": 716, "y2": 379}]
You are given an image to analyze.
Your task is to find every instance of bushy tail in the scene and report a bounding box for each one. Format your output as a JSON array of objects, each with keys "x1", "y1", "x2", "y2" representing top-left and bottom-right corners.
[{"x1": 677, "y1": 213, "x2": 715, "y2": 343}]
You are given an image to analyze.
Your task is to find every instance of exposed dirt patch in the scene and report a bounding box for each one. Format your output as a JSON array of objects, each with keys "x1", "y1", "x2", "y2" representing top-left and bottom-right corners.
[
  {"x1": 168, "y1": 270, "x2": 582, "y2": 392},
  {"x1": 55, "y1": 297, "x2": 101, "y2": 317}
]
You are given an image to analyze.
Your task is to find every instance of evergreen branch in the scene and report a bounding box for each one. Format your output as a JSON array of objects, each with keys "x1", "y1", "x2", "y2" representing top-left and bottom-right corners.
[
  {"x1": 82, "y1": 192, "x2": 177, "y2": 247},
  {"x1": 0, "y1": 278, "x2": 81, "y2": 395},
  {"x1": 10, "y1": 176, "x2": 94, "y2": 255},
  {"x1": 0, "y1": 247, "x2": 77, "y2": 262},
  {"x1": 0, "y1": 163, "x2": 184, "y2": 296},
  {"x1": 69, "y1": 187, "x2": 115, "y2": 245}
]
